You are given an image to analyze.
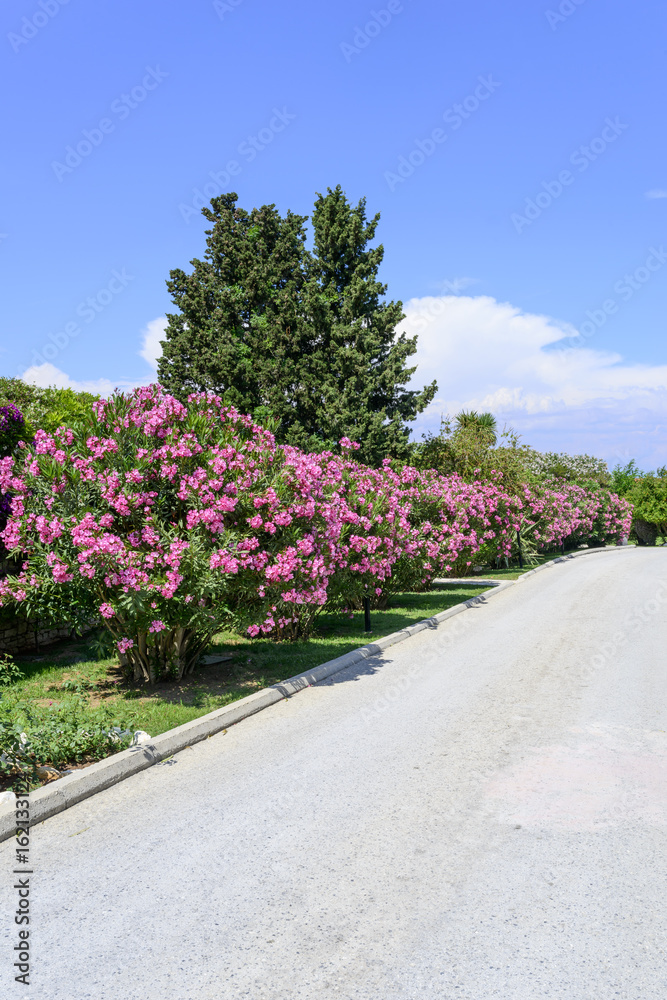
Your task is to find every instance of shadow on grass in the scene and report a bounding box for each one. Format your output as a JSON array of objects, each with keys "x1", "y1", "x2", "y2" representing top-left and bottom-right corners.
[{"x1": 14, "y1": 636, "x2": 107, "y2": 681}]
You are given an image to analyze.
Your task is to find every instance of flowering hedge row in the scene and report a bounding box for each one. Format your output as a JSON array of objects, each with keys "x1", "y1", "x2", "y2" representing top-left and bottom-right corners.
[{"x1": 0, "y1": 386, "x2": 632, "y2": 682}]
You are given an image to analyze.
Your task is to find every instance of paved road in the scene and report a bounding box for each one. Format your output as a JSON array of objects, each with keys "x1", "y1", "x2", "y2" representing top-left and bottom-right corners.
[{"x1": 2, "y1": 548, "x2": 667, "y2": 999}]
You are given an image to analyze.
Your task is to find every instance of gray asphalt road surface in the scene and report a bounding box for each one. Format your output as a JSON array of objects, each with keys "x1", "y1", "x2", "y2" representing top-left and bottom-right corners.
[{"x1": 2, "y1": 548, "x2": 666, "y2": 999}]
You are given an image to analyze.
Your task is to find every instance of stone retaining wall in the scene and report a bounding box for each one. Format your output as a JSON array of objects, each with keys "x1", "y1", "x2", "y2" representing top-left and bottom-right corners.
[
  {"x1": 0, "y1": 549, "x2": 75, "y2": 653},
  {"x1": 0, "y1": 615, "x2": 74, "y2": 655}
]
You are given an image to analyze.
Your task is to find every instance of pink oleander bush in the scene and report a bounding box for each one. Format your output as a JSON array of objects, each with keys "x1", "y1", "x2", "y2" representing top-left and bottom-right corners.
[
  {"x1": 0, "y1": 387, "x2": 348, "y2": 681},
  {"x1": 0, "y1": 385, "x2": 633, "y2": 683},
  {"x1": 514, "y1": 480, "x2": 633, "y2": 557}
]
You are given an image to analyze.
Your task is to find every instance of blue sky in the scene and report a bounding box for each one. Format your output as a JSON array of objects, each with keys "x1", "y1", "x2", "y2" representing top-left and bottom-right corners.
[{"x1": 1, "y1": 0, "x2": 666, "y2": 468}]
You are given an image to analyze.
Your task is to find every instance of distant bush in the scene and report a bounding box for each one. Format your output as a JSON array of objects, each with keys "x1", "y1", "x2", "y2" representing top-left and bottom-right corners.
[
  {"x1": 611, "y1": 462, "x2": 667, "y2": 544},
  {"x1": 0, "y1": 380, "x2": 99, "y2": 538},
  {"x1": 412, "y1": 415, "x2": 612, "y2": 491},
  {"x1": 523, "y1": 449, "x2": 611, "y2": 486},
  {"x1": 0, "y1": 404, "x2": 25, "y2": 459},
  {"x1": 610, "y1": 460, "x2": 644, "y2": 496},
  {"x1": 627, "y1": 475, "x2": 667, "y2": 539},
  {"x1": 0, "y1": 378, "x2": 99, "y2": 443}
]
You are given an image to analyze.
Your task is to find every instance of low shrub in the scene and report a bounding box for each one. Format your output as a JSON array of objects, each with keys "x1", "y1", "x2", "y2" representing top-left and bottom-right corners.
[
  {"x1": 0, "y1": 653, "x2": 23, "y2": 686},
  {"x1": 0, "y1": 700, "x2": 136, "y2": 788},
  {"x1": 0, "y1": 378, "x2": 99, "y2": 443}
]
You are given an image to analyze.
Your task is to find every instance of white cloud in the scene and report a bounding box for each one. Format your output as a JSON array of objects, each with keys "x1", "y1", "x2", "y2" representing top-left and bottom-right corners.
[
  {"x1": 645, "y1": 189, "x2": 667, "y2": 199},
  {"x1": 139, "y1": 316, "x2": 167, "y2": 369},
  {"x1": 20, "y1": 362, "x2": 121, "y2": 396},
  {"x1": 403, "y1": 294, "x2": 667, "y2": 467},
  {"x1": 17, "y1": 306, "x2": 666, "y2": 468},
  {"x1": 437, "y1": 276, "x2": 478, "y2": 294},
  {"x1": 20, "y1": 317, "x2": 167, "y2": 397}
]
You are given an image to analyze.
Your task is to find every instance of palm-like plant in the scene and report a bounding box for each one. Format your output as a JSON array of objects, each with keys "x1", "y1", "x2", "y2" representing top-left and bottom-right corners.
[{"x1": 454, "y1": 410, "x2": 497, "y2": 446}]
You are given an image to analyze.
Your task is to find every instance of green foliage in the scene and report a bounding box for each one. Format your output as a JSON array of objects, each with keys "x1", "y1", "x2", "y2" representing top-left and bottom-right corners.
[
  {"x1": 624, "y1": 473, "x2": 667, "y2": 533},
  {"x1": 0, "y1": 699, "x2": 135, "y2": 785},
  {"x1": 59, "y1": 678, "x2": 94, "y2": 693},
  {"x1": 0, "y1": 653, "x2": 24, "y2": 687},
  {"x1": 157, "y1": 193, "x2": 313, "y2": 433},
  {"x1": 301, "y1": 186, "x2": 437, "y2": 464},
  {"x1": 0, "y1": 378, "x2": 99, "y2": 443},
  {"x1": 610, "y1": 460, "x2": 644, "y2": 495},
  {"x1": 86, "y1": 628, "x2": 117, "y2": 660},
  {"x1": 454, "y1": 410, "x2": 498, "y2": 446},
  {"x1": 0, "y1": 722, "x2": 38, "y2": 787},
  {"x1": 610, "y1": 461, "x2": 667, "y2": 542},
  {"x1": 157, "y1": 187, "x2": 437, "y2": 465},
  {"x1": 525, "y1": 450, "x2": 611, "y2": 485},
  {"x1": 414, "y1": 413, "x2": 531, "y2": 487}
]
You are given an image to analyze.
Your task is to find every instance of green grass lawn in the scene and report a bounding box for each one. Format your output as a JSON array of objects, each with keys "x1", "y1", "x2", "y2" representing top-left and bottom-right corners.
[
  {"x1": 1, "y1": 583, "x2": 485, "y2": 786},
  {"x1": 475, "y1": 552, "x2": 567, "y2": 580}
]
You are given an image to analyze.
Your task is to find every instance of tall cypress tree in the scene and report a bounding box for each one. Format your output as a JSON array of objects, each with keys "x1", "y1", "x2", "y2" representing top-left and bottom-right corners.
[
  {"x1": 304, "y1": 185, "x2": 437, "y2": 464},
  {"x1": 157, "y1": 187, "x2": 437, "y2": 465}
]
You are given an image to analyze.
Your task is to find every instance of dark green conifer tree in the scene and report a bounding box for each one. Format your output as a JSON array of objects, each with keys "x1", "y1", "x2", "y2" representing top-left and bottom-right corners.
[
  {"x1": 157, "y1": 193, "x2": 313, "y2": 433},
  {"x1": 302, "y1": 185, "x2": 436, "y2": 463},
  {"x1": 157, "y1": 187, "x2": 437, "y2": 465}
]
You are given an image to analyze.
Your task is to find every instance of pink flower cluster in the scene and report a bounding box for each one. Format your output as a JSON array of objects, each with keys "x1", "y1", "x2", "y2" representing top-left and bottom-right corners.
[{"x1": 0, "y1": 385, "x2": 633, "y2": 647}]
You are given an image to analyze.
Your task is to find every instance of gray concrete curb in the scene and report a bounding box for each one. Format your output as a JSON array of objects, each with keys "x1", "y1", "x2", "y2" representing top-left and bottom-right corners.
[{"x1": 0, "y1": 548, "x2": 631, "y2": 839}]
